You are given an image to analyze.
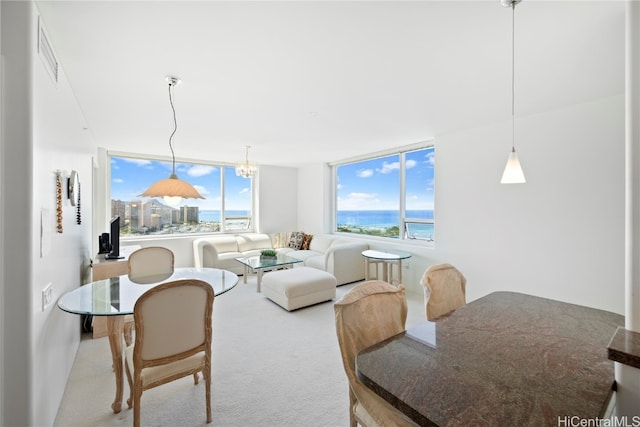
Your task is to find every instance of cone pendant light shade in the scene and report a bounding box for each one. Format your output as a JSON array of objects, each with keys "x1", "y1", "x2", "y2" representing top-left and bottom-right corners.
[
  {"x1": 140, "y1": 77, "x2": 204, "y2": 205},
  {"x1": 500, "y1": 0, "x2": 526, "y2": 184},
  {"x1": 501, "y1": 147, "x2": 526, "y2": 184}
]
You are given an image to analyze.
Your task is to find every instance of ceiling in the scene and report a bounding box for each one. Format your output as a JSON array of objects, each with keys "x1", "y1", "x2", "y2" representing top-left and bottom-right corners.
[{"x1": 35, "y1": 0, "x2": 625, "y2": 168}]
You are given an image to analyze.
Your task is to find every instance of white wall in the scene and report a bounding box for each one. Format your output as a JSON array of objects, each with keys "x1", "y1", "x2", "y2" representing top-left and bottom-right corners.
[
  {"x1": 297, "y1": 163, "x2": 331, "y2": 235},
  {"x1": 1, "y1": 3, "x2": 96, "y2": 425},
  {"x1": 298, "y1": 95, "x2": 625, "y2": 313},
  {"x1": 1, "y1": 3, "x2": 33, "y2": 424},
  {"x1": 0, "y1": 2, "x2": 5, "y2": 421},
  {"x1": 255, "y1": 164, "x2": 298, "y2": 233},
  {"x1": 436, "y1": 95, "x2": 625, "y2": 313}
]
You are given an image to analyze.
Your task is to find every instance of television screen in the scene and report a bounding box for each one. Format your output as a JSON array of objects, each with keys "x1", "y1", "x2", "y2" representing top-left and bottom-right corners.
[{"x1": 106, "y1": 216, "x2": 122, "y2": 259}]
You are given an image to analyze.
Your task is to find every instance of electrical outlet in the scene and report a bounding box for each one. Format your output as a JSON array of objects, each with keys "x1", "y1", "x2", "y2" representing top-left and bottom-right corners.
[{"x1": 42, "y1": 283, "x2": 53, "y2": 311}]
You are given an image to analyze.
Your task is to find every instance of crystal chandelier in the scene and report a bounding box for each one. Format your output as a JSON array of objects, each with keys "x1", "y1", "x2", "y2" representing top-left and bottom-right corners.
[{"x1": 235, "y1": 145, "x2": 258, "y2": 179}]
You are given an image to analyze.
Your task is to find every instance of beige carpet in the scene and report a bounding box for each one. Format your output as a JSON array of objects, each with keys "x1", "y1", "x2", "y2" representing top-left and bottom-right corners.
[{"x1": 54, "y1": 277, "x2": 426, "y2": 427}]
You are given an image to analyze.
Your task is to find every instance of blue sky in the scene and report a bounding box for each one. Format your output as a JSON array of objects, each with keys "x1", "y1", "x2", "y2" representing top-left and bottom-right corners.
[
  {"x1": 336, "y1": 147, "x2": 434, "y2": 211},
  {"x1": 110, "y1": 157, "x2": 251, "y2": 211}
]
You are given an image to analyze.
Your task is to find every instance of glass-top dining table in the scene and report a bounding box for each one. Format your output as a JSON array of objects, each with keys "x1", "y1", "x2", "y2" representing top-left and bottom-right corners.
[{"x1": 57, "y1": 267, "x2": 239, "y2": 414}]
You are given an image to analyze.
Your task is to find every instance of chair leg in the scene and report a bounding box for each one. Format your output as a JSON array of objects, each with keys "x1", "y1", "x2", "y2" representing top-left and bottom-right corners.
[
  {"x1": 125, "y1": 360, "x2": 133, "y2": 409},
  {"x1": 193, "y1": 372, "x2": 199, "y2": 384},
  {"x1": 123, "y1": 322, "x2": 134, "y2": 347},
  {"x1": 205, "y1": 366, "x2": 212, "y2": 423},
  {"x1": 349, "y1": 388, "x2": 357, "y2": 427},
  {"x1": 133, "y1": 378, "x2": 142, "y2": 427}
]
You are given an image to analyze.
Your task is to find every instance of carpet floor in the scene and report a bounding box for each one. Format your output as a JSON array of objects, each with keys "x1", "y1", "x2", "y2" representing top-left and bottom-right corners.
[{"x1": 53, "y1": 277, "x2": 426, "y2": 427}]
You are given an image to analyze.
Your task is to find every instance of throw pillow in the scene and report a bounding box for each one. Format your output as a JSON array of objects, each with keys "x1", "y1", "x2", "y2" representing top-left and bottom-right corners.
[
  {"x1": 301, "y1": 233, "x2": 313, "y2": 250},
  {"x1": 288, "y1": 231, "x2": 305, "y2": 250}
]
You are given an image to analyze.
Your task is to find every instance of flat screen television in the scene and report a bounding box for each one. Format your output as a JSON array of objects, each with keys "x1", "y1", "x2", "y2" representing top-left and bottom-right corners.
[{"x1": 105, "y1": 216, "x2": 123, "y2": 259}]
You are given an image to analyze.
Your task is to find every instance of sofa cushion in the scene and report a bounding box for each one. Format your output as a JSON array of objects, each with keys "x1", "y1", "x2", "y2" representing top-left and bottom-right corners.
[
  {"x1": 288, "y1": 231, "x2": 306, "y2": 249},
  {"x1": 286, "y1": 250, "x2": 323, "y2": 262},
  {"x1": 301, "y1": 233, "x2": 313, "y2": 250},
  {"x1": 237, "y1": 233, "x2": 272, "y2": 252},
  {"x1": 309, "y1": 235, "x2": 334, "y2": 253},
  {"x1": 305, "y1": 254, "x2": 326, "y2": 271},
  {"x1": 208, "y1": 236, "x2": 240, "y2": 253}
]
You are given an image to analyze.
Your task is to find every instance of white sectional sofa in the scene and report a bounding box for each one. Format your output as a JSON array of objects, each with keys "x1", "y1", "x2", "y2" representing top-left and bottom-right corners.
[
  {"x1": 277, "y1": 234, "x2": 368, "y2": 285},
  {"x1": 192, "y1": 233, "x2": 273, "y2": 275},
  {"x1": 192, "y1": 233, "x2": 368, "y2": 286}
]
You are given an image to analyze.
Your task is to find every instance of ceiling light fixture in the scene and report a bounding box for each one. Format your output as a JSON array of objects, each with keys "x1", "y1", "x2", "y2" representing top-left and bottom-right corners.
[
  {"x1": 500, "y1": 0, "x2": 526, "y2": 184},
  {"x1": 140, "y1": 76, "x2": 204, "y2": 205},
  {"x1": 235, "y1": 145, "x2": 257, "y2": 179}
]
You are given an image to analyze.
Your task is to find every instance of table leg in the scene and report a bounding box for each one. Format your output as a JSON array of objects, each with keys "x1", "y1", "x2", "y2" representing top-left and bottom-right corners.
[
  {"x1": 243, "y1": 265, "x2": 248, "y2": 284},
  {"x1": 397, "y1": 260, "x2": 403, "y2": 285},
  {"x1": 382, "y1": 262, "x2": 389, "y2": 284},
  {"x1": 365, "y1": 259, "x2": 370, "y2": 280},
  {"x1": 257, "y1": 270, "x2": 263, "y2": 292},
  {"x1": 106, "y1": 315, "x2": 125, "y2": 414}
]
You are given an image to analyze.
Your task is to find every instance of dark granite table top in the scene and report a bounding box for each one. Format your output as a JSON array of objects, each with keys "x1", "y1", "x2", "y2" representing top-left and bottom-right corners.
[
  {"x1": 356, "y1": 291, "x2": 624, "y2": 427},
  {"x1": 608, "y1": 326, "x2": 640, "y2": 369}
]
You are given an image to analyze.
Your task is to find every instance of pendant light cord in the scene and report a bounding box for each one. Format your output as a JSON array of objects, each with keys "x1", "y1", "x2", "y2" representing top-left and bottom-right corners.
[
  {"x1": 168, "y1": 82, "x2": 178, "y2": 176},
  {"x1": 511, "y1": 3, "x2": 516, "y2": 151}
]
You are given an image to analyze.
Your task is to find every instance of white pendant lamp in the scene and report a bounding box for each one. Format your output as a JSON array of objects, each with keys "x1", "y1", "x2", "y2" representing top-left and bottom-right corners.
[
  {"x1": 500, "y1": 0, "x2": 526, "y2": 184},
  {"x1": 140, "y1": 77, "x2": 204, "y2": 205},
  {"x1": 235, "y1": 145, "x2": 258, "y2": 178}
]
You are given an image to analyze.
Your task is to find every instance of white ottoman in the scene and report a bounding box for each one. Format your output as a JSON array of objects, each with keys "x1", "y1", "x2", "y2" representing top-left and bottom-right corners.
[{"x1": 261, "y1": 267, "x2": 337, "y2": 311}]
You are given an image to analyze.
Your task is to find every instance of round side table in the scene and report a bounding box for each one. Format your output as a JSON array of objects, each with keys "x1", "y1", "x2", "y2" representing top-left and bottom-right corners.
[{"x1": 361, "y1": 249, "x2": 412, "y2": 286}]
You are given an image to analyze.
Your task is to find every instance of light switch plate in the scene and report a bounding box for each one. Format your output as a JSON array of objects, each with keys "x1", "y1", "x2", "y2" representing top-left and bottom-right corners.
[{"x1": 42, "y1": 283, "x2": 53, "y2": 311}]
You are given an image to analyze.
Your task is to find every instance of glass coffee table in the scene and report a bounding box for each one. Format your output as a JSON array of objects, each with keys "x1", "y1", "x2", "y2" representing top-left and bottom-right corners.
[{"x1": 235, "y1": 253, "x2": 303, "y2": 292}]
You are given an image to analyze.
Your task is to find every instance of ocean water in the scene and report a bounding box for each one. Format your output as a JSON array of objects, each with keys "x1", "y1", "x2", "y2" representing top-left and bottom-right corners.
[
  {"x1": 199, "y1": 209, "x2": 434, "y2": 239},
  {"x1": 337, "y1": 210, "x2": 433, "y2": 227},
  {"x1": 199, "y1": 210, "x2": 250, "y2": 222},
  {"x1": 337, "y1": 210, "x2": 434, "y2": 240}
]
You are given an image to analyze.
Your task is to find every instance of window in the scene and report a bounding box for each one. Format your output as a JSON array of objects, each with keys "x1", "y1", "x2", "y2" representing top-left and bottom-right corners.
[
  {"x1": 334, "y1": 145, "x2": 434, "y2": 241},
  {"x1": 110, "y1": 155, "x2": 253, "y2": 237}
]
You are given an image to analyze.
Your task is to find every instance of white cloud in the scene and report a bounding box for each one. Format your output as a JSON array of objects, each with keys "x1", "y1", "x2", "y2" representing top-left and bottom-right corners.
[
  {"x1": 405, "y1": 159, "x2": 417, "y2": 169},
  {"x1": 239, "y1": 188, "x2": 250, "y2": 194},
  {"x1": 187, "y1": 164, "x2": 216, "y2": 177},
  {"x1": 193, "y1": 185, "x2": 209, "y2": 196},
  {"x1": 425, "y1": 151, "x2": 435, "y2": 166},
  {"x1": 338, "y1": 192, "x2": 382, "y2": 210},
  {"x1": 356, "y1": 169, "x2": 373, "y2": 178},
  {"x1": 113, "y1": 178, "x2": 124, "y2": 184},
  {"x1": 378, "y1": 161, "x2": 399, "y2": 174},
  {"x1": 123, "y1": 158, "x2": 153, "y2": 167}
]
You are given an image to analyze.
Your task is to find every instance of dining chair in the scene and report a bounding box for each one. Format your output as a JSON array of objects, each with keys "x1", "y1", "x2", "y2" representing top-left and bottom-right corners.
[
  {"x1": 123, "y1": 246, "x2": 175, "y2": 345},
  {"x1": 334, "y1": 280, "x2": 419, "y2": 427},
  {"x1": 124, "y1": 278, "x2": 214, "y2": 427},
  {"x1": 420, "y1": 263, "x2": 466, "y2": 321}
]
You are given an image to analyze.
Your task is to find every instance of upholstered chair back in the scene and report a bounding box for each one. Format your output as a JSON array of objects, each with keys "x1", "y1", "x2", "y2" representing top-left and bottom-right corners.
[
  {"x1": 128, "y1": 246, "x2": 174, "y2": 282},
  {"x1": 335, "y1": 280, "x2": 417, "y2": 427},
  {"x1": 421, "y1": 263, "x2": 466, "y2": 321},
  {"x1": 126, "y1": 279, "x2": 214, "y2": 427}
]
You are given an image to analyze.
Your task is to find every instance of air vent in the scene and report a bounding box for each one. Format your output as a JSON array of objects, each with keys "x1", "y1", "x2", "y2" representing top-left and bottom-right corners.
[{"x1": 38, "y1": 17, "x2": 58, "y2": 83}]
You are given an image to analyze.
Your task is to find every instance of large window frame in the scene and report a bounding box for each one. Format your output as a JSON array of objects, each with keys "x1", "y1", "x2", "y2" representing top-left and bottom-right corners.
[
  {"x1": 106, "y1": 150, "x2": 255, "y2": 240},
  {"x1": 332, "y1": 142, "x2": 435, "y2": 243}
]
